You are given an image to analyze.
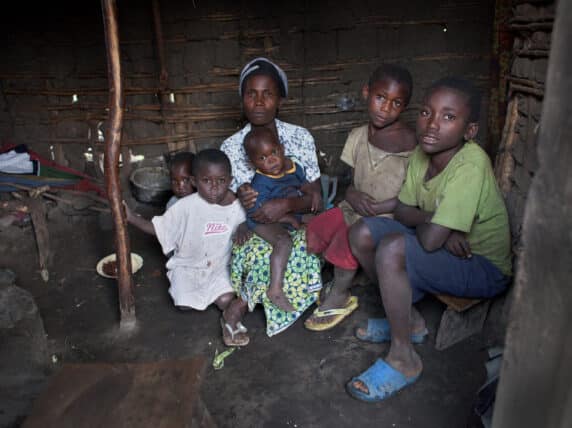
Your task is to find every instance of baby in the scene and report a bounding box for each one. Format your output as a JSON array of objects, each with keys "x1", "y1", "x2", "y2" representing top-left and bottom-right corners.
[{"x1": 243, "y1": 127, "x2": 320, "y2": 311}]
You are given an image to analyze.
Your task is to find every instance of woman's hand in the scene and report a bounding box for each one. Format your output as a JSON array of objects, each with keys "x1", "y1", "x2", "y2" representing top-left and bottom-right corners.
[
  {"x1": 233, "y1": 222, "x2": 252, "y2": 246},
  {"x1": 251, "y1": 198, "x2": 290, "y2": 223},
  {"x1": 237, "y1": 183, "x2": 258, "y2": 209},
  {"x1": 310, "y1": 191, "x2": 323, "y2": 213},
  {"x1": 300, "y1": 182, "x2": 323, "y2": 213},
  {"x1": 444, "y1": 231, "x2": 472, "y2": 258}
]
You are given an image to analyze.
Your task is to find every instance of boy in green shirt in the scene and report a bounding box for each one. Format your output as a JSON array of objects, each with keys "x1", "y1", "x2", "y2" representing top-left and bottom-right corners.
[{"x1": 346, "y1": 77, "x2": 512, "y2": 402}]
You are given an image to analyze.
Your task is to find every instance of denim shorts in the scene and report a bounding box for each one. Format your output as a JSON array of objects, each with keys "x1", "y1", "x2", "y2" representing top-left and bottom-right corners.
[{"x1": 362, "y1": 217, "x2": 510, "y2": 303}]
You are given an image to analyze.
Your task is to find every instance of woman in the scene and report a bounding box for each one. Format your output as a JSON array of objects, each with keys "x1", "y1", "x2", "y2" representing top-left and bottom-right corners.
[{"x1": 219, "y1": 57, "x2": 323, "y2": 345}]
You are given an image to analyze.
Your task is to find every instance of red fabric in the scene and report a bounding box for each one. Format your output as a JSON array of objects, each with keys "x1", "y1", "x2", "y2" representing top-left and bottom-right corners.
[{"x1": 306, "y1": 207, "x2": 359, "y2": 270}]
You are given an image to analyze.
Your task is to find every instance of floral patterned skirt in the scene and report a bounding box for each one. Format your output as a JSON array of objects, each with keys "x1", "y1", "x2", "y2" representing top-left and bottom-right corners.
[{"x1": 230, "y1": 229, "x2": 322, "y2": 336}]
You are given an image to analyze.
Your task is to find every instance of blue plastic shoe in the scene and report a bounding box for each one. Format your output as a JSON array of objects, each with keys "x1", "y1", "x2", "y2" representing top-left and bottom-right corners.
[
  {"x1": 346, "y1": 359, "x2": 420, "y2": 402},
  {"x1": 355, "y1": 318, "x2": 428, "y2": 344}
]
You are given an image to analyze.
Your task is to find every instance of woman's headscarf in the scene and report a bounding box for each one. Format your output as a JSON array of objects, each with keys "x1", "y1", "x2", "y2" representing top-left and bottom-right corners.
[{"x1": 238, "y1": 57, "x2": 288, "y2": 98}]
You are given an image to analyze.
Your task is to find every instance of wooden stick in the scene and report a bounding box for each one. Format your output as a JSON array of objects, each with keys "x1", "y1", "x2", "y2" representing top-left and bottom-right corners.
[
  {"x1": 27, "y1": 197, "x2": 51, "y2": 282},
  {"x1": 3, "y1": 182, "x2": 110, "y2": 212},
  {"x1": 495, "y1": 98, "x2": 519, "y2": 195},
  {"x1": 152, "y1": 0, "x2": 168, "y2": 92},
  {"x1": 509, "y1": 83, "x2": 544, "y2": 98},
  {"x1": 101, "y1": 0, "x2": 136, "y2": 328}
]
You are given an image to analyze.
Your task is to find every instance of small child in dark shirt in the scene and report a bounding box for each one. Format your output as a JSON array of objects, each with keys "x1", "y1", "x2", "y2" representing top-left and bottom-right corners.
[{"x1": 244, "y1": 127, "x2": 320, "y2": 311}]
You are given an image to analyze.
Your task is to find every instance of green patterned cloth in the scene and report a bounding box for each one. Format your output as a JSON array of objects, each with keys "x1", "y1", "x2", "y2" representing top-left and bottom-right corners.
[{"x1": 230, "y1": 229, "x2": 322, "y2": 336}]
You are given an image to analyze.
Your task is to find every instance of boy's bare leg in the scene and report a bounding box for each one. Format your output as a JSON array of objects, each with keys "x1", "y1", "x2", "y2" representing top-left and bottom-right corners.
[
  {"x1": 222, "y1": 295, "x2": 248, "y2": 327},
  {"x1": 319, "y1": 267, "x2": 355, "y2": 307},
  {"x1": 221, "y1": 296, "x2": 249, "y2": 345},
  {"x1": 349, "y1": 220, "x2": 427, "y2": 336},
  {"x1": 214, "y1": 292, "x2": 235, "y2": 311},
  {"x1": 349, "y1": 233, "x2": 423, "y2": 395},
  {"x1": 305, "y1": 266, "x2": 356, "y2": 326},
  {"x1": 254, "y1": 223, "x2": 296, "y2": 311},
  {"x1": 348, "y1": 219, "x2": 379, "y2": 283}
]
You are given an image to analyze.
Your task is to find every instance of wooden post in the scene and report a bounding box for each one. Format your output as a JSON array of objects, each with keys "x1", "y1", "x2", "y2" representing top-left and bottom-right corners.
[{"x1": 101, "y1": 0, "x2": 136, "y2": 329}]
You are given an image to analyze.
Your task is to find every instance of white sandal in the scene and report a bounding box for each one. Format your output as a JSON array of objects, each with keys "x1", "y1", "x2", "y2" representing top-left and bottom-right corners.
[{"x1": 220, "y1": 318, "x2": 249, "y2": 347}]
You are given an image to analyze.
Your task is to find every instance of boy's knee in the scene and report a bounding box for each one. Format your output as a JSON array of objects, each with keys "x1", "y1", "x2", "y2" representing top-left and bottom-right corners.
[
  {"x1": 376, "y1": 233, "x2": 406, "y2": 269},
  {"x1": 215, "y1": 292, "x2": 234, "y2": 310},
  {"x1": 349, "y1": 220, "x2": 374, "y2": 253}
]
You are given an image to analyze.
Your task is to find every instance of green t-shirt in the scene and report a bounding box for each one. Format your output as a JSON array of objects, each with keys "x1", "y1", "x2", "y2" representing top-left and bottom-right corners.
[{"x1": 398, "y1": 141, "x2": 512, "y2": 276}]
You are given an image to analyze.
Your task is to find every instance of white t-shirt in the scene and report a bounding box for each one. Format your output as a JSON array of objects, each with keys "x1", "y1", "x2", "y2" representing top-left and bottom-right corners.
[{"x1": 152, "y1": 193, "x2": 246, "y2": 309}]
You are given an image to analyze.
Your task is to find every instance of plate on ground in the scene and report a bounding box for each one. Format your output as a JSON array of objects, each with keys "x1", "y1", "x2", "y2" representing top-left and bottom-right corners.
[{"x1": 96, "y1": 253, "x2": 143, "y2": 279}]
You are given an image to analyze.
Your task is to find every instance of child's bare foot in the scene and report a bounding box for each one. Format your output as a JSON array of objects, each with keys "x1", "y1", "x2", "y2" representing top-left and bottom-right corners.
[{"x1": 267, "y1": 287, "x2": 295, "y2": 312}]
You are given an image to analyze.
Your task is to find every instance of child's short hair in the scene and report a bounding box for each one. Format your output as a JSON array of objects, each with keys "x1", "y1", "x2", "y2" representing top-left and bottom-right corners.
[
  {"x1": 369, "y1": 64, "x2": 413, "y2": 105},
  {"x1": 169, "y1": 151, "x2": 194, "y2": 173},
  {"x1": 243, "y1": 127, "x2": 278, "y2": 155},
  {"x1": 428, "y1": 77, "x2": 482, "y2": 122},
  {"x1": 192, "y1": 149, "x2": 232, "y2": 175}
]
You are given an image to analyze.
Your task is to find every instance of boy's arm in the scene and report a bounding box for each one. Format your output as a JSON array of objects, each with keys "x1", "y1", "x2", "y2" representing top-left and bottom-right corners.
[
  {"x1": 124, "y1": 203, "x2": 156, "y2": 236},
  {"x1": 344, "y1": 164, "x2": 382, "y2": 217},
  {"x1": 395, "y1": 200, "x2": 451, "y2": 251},
  {"x1": 370, "y1": 197, "x2": 399, "y2": 215},
  {"x1": 345, "y1": 184, "x2": 377, "y2": 217},
  {"x1": 395, "y1": 201, "x2": 470, "y2": 255},
  {"x1": 393, "y1": 201, "x2": 432, "y2": 227},
  {"x1": 415, "y1": 222, "x2": 452, "y2": 252}
]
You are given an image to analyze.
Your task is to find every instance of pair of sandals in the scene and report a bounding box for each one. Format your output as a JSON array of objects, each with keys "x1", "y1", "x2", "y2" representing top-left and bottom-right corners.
[{"x1": 347, "y1": 318, "x2": 428, "y2": 402}]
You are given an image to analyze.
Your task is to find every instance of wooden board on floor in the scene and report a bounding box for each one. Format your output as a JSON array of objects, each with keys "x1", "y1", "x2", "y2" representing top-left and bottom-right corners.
[{"x1": 22, "y1": 357, "x2": 216, "y2": 428}]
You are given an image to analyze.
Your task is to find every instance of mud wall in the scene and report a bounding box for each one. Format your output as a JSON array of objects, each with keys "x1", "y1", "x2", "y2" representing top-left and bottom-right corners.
[
  {"x1": 492, "y1": 0, "x2": 572, "y2": 426},
  {"x1": 493, "y1": 0, "x2": 554, "y2": 263},
  {"x1": 0, "y1": 0, "x2": 496, "y2": 175}
]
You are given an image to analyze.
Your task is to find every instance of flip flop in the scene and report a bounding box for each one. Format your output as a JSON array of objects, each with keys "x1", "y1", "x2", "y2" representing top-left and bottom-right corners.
[
  {"x1": 346, "y1": 358, "x2": 420, "y2": 402},
  {"x1": 304, "y1": 295, "x2": 359, "y2": 331},
  {"x1": 355, "y1": 318, "x2": 428, "y2": 344},
  {"x1": 220, "y1": 318, "x2": 250, "y2": 347}
]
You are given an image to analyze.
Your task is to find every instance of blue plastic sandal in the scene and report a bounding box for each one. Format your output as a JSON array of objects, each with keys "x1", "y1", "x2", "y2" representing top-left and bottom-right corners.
[
  {"x1": 346, "y1": 359, "x2": 420, "y2": 402},
  {"x1": 355, "y1": 318, "x2": 428, "y2": 344}
]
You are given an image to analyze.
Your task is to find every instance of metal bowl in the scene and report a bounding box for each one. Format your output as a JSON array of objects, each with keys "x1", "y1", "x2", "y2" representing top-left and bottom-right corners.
[{"x1": 129, "y1": 166, "x2": 172, "y2": 205}]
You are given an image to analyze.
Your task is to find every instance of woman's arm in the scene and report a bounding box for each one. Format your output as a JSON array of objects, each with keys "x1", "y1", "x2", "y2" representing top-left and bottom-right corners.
[{"x1": 250, "y1": 179, "x2": 320, "y2": 223}]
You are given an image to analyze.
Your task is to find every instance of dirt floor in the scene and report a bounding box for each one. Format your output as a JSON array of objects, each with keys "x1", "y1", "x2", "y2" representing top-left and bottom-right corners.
[{"x1": 0, "y1": 200, "x2": 501, "y2": 428}]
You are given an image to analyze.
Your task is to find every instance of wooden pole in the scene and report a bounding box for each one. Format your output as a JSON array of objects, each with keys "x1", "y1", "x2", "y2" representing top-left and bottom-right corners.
[
  {"x1": 101, "y1": 0, "x2": 136, "y2": 329},
  {"x1": 152, "y1": 0, "x2": 168, "y2": 92}
]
